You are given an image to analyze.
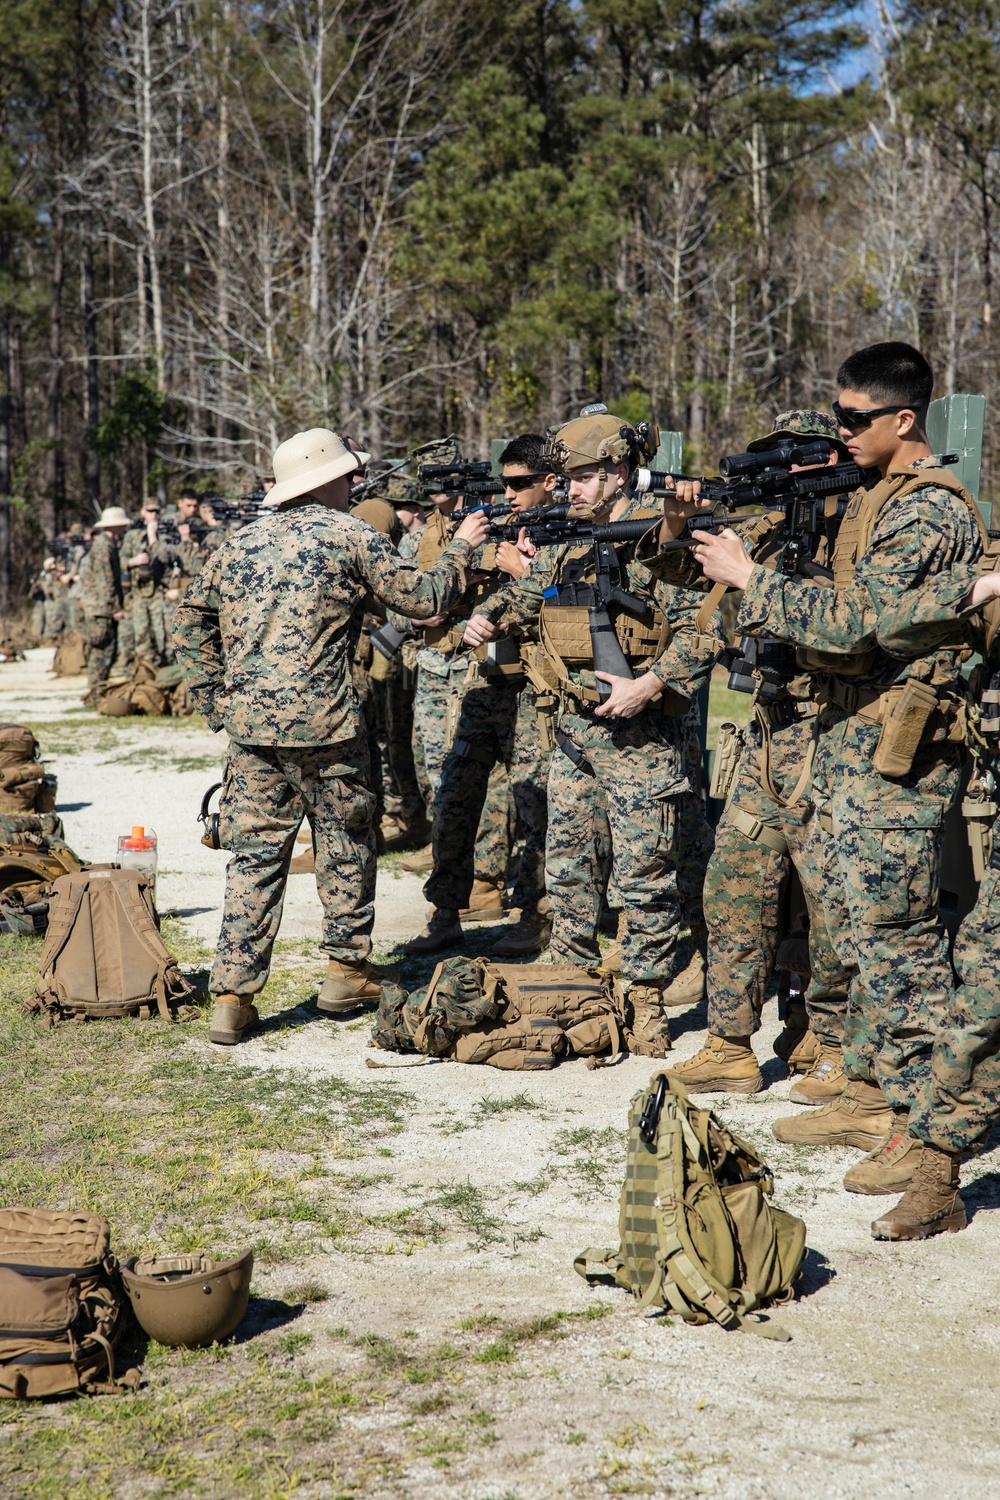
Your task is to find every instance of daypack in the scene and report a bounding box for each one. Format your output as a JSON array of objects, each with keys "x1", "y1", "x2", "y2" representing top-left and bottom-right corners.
[
  {"x1": 29, "y1": 867, "x2": 197, "y2": 1024},
  {"x1": 51, "y1": 632, "x2": 88, "y2": 677},
  {"x1": 0, "y1": 837, "x2": 84, "y2": 935},
  {"x1": 372, "y1": 958, "x2": 626, "y2": 1070},
  {"x1": 0, "y1": 1207, "x2": 138, "y2": 1399},
  {"x1": 96, "y1": 658, "x2": 184, "y2": 718},
  {"x1": 0, "y1": 723, "x2": 51, "y2": 814},
  {"x1": 575, "y1": 1074, "x2": 806, "y2": 1337}
]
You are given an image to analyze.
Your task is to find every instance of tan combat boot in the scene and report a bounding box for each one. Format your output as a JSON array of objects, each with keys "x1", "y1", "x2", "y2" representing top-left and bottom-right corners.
[
  {"x1": 401, "y1": 908, "x2": 463, "y2": 956},
  {"x1": 600, "y1": 911, "x2": 627, "y2": 974},
  {"x1": 666, "y1": 1034, "x2": 763, "y2": 1095},
  {"x1": 772, "y1": 1079, "x2": 892, "y2": 1149},
  {"x1": 493, "y1": 909, "x2": 552, "y2": 957},
  {"x1": 288, "y1": 845, "x2": 316, "y2": 874},
  {"x1": 788, "y1": 1040, "x2": 848, "y2": 1105},
  {"x1": 317, "y1": 959, "x2": 383, "y2": 1014},
  {"x1": 400, "y1": 843, "x2": 434, "y2": 874},
  {"x1": 381, "y1": 810, "x2": 430, "y2": 853},
  {"x1": 627, "y1": 985, "x2": 671, "y2": 1058},
  {"x1": 773, "y1": 1001, "x2": 810, "y2": 1065},
  {"x1": 843, "y1": 1110, "x2": 924, "y2": 1195},
  {"x1": 871, "y1": 1144, "x2": 966, "y2": 1240},
  {"x1": 209, "y1": 993, "x2": 260, "y2": 1046},
  {"x1": 459, "y1": 878, "x2": 508, "y2": 924},
  {"x1": 661, "y1": 924, "x2": 708, "y2": 1009}
]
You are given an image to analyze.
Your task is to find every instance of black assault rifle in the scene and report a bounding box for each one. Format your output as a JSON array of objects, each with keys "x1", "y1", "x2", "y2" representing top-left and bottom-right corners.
[{"x1": 418, "y1": 459, "x2": 505, "y2": 501}]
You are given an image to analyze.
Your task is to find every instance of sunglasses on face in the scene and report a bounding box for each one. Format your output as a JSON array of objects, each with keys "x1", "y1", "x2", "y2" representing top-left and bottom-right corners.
[
  {"x1": 503, "y1": 473, "x2": 545, "y2": 492},
  {"x1": 832, "y1": 401, "x2": 910, "y2": 433}
]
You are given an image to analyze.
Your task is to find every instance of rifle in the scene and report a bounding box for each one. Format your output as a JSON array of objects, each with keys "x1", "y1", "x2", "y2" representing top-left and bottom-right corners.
[
  {"x1": 539, "y1": 517, "x2": 659, "y2": 707},
  {"x1": 418, "y1": 459, "x2": 505, "y2": 501}
]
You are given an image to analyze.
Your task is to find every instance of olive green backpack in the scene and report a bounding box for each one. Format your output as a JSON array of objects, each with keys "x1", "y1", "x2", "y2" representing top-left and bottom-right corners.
[{"x1": 575, "y1": 1074, "x2": 806, "y2": 1338}]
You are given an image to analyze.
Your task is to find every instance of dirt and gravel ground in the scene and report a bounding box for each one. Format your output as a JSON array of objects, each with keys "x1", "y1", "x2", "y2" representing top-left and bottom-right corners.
[{"x1": 3, "y1": 649, "x2": 1000, "y2": 1500}]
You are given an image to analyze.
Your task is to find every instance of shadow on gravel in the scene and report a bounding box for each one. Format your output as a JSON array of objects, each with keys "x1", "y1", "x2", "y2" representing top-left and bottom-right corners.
[
  {"x1": 961, "y1": 1170, "x2": 1000, "y2": 1224},
  {"x1": 228, "y1": 1295, "x2": 305, "y2": 1345},
  {"x1": 796, "y1": 1247, "x2": 836, "y2": 1298},
  {"x1": 56, "y1": 801, "x2": 92, "y2": 812}
]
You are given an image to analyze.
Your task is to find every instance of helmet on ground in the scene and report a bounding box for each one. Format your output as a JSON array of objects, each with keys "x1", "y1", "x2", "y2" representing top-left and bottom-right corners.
[{"x1": 121, "y1": 1249, "x2": 253, "y2": 1347}]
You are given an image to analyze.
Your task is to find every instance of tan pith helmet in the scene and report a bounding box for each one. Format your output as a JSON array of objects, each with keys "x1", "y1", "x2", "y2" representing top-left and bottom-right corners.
[
  {"x1": 94, "y1": 507, "x2": 130, "y2": 530},
  {"x1": 265, "y1": 429, "x2": 371, "y2": 508},
  {"x1": 121, "y1": 1250, "x2": 253, "y2": 1347}
]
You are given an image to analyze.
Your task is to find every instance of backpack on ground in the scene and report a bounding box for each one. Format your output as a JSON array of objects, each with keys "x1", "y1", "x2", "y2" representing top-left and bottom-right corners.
[
  {"x1": 0, "y1": 723, "x2": 55, "y2": 814},
  {"x1": 0, "y1": 836, "x2": 84, "y2": 934},
  {"x1": 575, "y1": 1073, "x2": 806, "y2": 1337},
  {"x1": 0, "y1": 1207, "x2": 138, "y2": 1399},
  {"x1": 51, "y1": 632, "x2": 88, "y2": 677},
  {"x1": 372, "y1": 958, "x2": 626, "y2": 1070},
  {"x1": 96, "y1": 657, "x2": 180, "y2": 718},
  {"x1": 29, "y1": 868, "x2": 198, "y2": 1024}
]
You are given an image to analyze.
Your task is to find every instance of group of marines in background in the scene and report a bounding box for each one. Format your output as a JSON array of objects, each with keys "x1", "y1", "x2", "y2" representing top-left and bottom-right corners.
[{"x1": 62, "y1": 337, "x2": 1000, "y2": 1247}]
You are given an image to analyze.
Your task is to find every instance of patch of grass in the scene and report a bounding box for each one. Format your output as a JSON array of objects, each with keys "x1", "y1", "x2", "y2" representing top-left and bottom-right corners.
[
  {"x1": 428, "y1": 1180, "x2": 504, "y2": 1250},
  {"x1": 472, "y1": 1090, "x2": 539, "y2": 1121},
  {"x1": 549, "y1": 1125, "x2": 627, "y2": 1200}
]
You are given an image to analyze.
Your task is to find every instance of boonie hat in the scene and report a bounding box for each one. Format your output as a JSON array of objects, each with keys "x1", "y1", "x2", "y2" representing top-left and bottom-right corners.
[
  {"x1": 746, "y1": 409, "x2": 850, "y2": 456},
  {"x1": 93, "y1": 506, "x2": 130, "y2": 530},
  {"x1": 265, "y1": 429, "x2": 372, "y2": 508}
]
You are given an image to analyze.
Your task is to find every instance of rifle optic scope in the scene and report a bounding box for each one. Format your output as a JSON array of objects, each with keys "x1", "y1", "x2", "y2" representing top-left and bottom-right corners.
[{"x1": 719, "y1": 440, "x2": 832, "y2": 478}]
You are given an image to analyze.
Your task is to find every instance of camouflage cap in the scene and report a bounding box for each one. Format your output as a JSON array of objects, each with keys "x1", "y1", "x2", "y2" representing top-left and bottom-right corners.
[
  {"x1": 746, "y1": 409, "x2": 850, "y2": 455},
  {"x1": 415, "y1": 436, "x2": 461, "y2": 468}
]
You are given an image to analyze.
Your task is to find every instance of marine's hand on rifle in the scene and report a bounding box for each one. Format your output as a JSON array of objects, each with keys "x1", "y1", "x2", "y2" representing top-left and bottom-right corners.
[
  {"x1": 464, "y1": 614, "x2": 496, "y2": 649},
  {"x1": 691, "y1": 528, "x2": 754, "y2": 591},
  {"x1": 593, "y1": 669, "x2": 663, "y2": 719},
  {"x1": 454, "y1": 510, "x2": 491, "y2": 548},
  {"x1": 496, "y1": 526, "x2": 536, "y2": 579},
  {"x1": 660, "y1": 478, "x2": 712, "y2": 539}
]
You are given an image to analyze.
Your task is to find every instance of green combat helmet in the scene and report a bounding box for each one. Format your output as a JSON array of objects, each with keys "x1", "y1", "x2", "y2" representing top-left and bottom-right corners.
[
  {"x1": 747, "y1": 409, "x2": 850, "y2": 458},
  {"x1": 121, "y1": 1250, "x2": 253, "y2": 1347}
]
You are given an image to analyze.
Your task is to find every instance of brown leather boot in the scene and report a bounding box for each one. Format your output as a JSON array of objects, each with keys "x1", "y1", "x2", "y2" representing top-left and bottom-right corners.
[
  {"x1": 843, "y1": 1111, "x2": 924, "y2": 1195},
  {"x1": 459, "y1": 878, "x2": 507, "y2": 924},
  {"x1": 401, "y1": 908, "x2": 463, "y2": 956},
  {"x1": 666, "y1": 1034, "x2": 763, "y2": 1095},
  {"x1": 772, "y1": 1079, "x2": 892, "y2": 1149},
  {"x1": 788, "y1": 1040, "x2": 847, "y2": 1105},
  {"x1": 627, "y1": 985, "x2": 671, "y2": 1058},
  {"x1": 209, "y1": 993, "x2": 260, "y2": 1045},
  {"x1": 600, "y1": 910, "x2": 627, "y2": 973},
  {"x1": 381, "y1": 810, "x2": 431, "y2": 853},
  {"x1": 400, "y1": 842, "x2": 433, "y2": 874},
  {"x1": 316, "y1": 959, "x2": 382, "y2": 1014},
  {"x1": 871, "y1": 1144, "x2": 966, "y2": 1240},
  {"x1": 661, "y1": 941, "x2": 707, "y2": 1009},
  {"x1": 288, "y1": 846, "x2": 316, "y2": 874}
]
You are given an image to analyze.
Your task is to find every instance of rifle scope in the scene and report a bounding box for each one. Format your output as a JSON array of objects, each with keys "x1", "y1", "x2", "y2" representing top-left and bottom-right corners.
[{"x1": 719, "y1": 440, "x2": 833, "y2": 478}]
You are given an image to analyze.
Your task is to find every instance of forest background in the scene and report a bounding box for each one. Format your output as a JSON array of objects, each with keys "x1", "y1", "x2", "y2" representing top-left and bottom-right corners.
[{"x1": 0, "y1": 0, "x2": 996, "y2": 606}]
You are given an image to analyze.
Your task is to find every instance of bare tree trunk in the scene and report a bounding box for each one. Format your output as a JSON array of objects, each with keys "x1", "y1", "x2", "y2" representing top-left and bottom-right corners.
[
  {"x1": 0, "y1": 295, "x2": 12, "y2": 614},
  {"x1": 45, "y1": 206, "x2": 65, "y2": 537},
  {"x1": 137, "y1": 0, "x2": 165, "y2": 385}
]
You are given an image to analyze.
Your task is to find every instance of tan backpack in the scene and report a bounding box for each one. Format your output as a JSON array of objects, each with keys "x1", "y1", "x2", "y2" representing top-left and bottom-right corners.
[
  {"x1": 0, "y1": 723, "x2": 49, "y2": 813},
  {"x1": 373, "y1": 958, "x2": 626, "y2": 1070},
  {"x1": 51, "y1": 632, "x2": 88, "y2": 677},
  {"x1": 29, "y1": 868, "x2": 198, "y2": 1023},
  {"x1": 0, "y1": 1207, "x2": 138, "y2": 1399}
]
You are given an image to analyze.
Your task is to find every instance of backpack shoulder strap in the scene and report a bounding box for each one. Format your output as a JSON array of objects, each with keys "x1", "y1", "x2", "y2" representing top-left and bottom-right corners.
[{"x1": 32, "y1": 875, "x2": 89, "y2": 1002}]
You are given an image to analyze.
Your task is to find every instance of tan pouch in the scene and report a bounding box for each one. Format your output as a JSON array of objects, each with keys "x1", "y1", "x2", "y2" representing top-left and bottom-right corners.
[
  {"x1": 535, "y1": 691, "x2": 558, "y2": 753},
  {"x1": 873, "y1": 679, "x2": 939, "y2": 778},
  {"x1": 710, "y1": 721, "x2": 743, "y2": 804}
]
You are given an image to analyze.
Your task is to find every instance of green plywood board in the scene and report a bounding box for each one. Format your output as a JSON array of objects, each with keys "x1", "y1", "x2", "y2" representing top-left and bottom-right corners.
[
  {"x1": 926, "y1": 394, "x2": 986, "y2": 520},
  {"x1": 654, "y1": 431, "x2": 684, "y2": 474},
  {"x1": 489, "y1": 438, "x2": 511, "y2": 475}
]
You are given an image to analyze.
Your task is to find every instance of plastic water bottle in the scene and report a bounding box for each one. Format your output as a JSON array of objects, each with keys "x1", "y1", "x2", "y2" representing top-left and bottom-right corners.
[{"x1": 117, "y1": 826, "x2": 158, "y2": 901}]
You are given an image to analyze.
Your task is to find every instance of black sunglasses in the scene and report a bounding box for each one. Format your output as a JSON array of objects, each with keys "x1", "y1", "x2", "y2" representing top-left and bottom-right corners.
[
  {"x1": 503, "y1": 472, "x2": 545, "y2": 492},
  {"x1": 832, "y1": 401, "x2": 909, "y2": 433}
]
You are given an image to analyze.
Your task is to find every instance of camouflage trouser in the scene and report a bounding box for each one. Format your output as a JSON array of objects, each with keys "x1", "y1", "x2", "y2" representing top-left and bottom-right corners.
[
  {"x1": 132, "y1": 587, "x2": 167, "y2": 663},
  {"x1": 83, "y1": 614, "x2": 118, "y2": 690},
  {"x1": 546, "y1": 704, "x2": 693, "y2": 988},
  {"x1": 113, "y1": 597, "x2": 135, "y2": 674},
  {"x1": 424, "y1": 676, "x2": 549, "y2": 913},
  {"x1": 704, "y1": 714, "x2": 851, "y2": 1041},
  {"x1": 811, "y1": 711, "x2": 960, "y2": 1113},
  {"x1": 910, "y1": 856, "x2": 1000, "y2": 1153},
  {"x1": 31, "y1": 601, "x2": 45, "y2": 638},
  {"x1": 413, "y1": 652, "x2": 510, "y2": 885},
  {"x1": 383, "y1": 657, "x2": 424, "y2": 822},
  {"x1": 210, "y1": 737, "x2": 376, "y2": 997},
  {"x1": 43, "y1": 600, "x2": 66, "y2": 638}
]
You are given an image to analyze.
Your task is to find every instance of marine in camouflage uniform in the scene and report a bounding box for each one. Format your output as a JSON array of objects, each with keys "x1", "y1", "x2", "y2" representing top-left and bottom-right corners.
[
  {"x1": 415, "y1": 434, "x2": 560, "y2": 956},
  {"x1": 468, "y1": 412, "x2": 721, "y2": 1056},
  {"x1": 693, "y1": 346, "x2": 984, "y2": 1199},
  {"x1": 172, "y1": 427, "x2": 483, "y2": 1045},
  {"x1": 122, "y1": 499, "x2": 178, "y2": 664},
  {"x1": 858, "y1": 561, "x2": 1000, "y2": 1237},
  {"x1": 81, "y1": 509, "x2": 129, "y2": 696},
  {"x1": 662, "y1": 412, "x2": 854, "y2": 1099}
]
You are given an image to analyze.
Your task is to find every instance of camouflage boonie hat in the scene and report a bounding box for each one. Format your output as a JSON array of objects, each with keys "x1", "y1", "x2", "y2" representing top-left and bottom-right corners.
[
  {"x1": 385, "y1": 471, "x2": 424, "y2": 507},
  {"x1": 746, "y1": 409, "x2": 850, "y2": 455},
  {"x1": 416, "y1": 436, "x2": 461, "y2": 468}
]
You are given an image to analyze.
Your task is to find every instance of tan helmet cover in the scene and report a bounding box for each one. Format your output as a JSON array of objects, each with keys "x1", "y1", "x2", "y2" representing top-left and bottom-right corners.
[
  {"x1": 122, "y1": 1249, "x2": 253, "y2": 1347},
  {"x1": 549, "y1": 413, "x2": 635, "y2": 474}
]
